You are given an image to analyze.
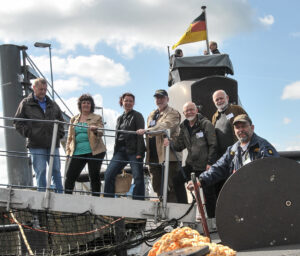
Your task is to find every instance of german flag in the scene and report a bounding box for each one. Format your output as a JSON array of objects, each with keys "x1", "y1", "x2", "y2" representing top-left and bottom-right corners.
[{"x1": 172, "y1": 11, "x2": 207, "y2": 50}]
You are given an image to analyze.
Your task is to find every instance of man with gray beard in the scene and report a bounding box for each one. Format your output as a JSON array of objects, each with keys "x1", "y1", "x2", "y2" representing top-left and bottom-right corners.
[
  {"x1": 164, "y1": 102, "x2": 218, "y2": 220},
  {"x1": 212, "y1": 90, "x2": 248, "y2": 200},
  {"x1": 187, "y1": 114, "x2": 279, "y2": 189},
  {"x1": 212, "y1": 90, "x2": 247, "y2": 158}
]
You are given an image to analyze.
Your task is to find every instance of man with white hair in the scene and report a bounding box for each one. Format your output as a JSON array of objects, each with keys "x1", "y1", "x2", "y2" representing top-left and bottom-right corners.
[
  {"x1": 164, "y1": 102, "x2": 218, "y2": 221},
  {"x1": 212, "y1": 90, "x2": 247, "y2": 159},
  {"x1": 211, "y1": 90, "x2": 247, "y2": 198}
]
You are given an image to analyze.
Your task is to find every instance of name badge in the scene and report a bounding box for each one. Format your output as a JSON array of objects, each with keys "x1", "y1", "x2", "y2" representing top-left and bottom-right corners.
[
  {"x1": 196, "y1": 132, "x2": 204, "y2": 138},
  {"x1": 150, "y1": 120, "x2": 156, "y2": 126},
  {"x1": 226, "y1": 113, "x2": 234, "y2": 120}
]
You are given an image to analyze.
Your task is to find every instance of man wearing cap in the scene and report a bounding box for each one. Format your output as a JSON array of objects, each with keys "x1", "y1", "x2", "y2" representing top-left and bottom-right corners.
[
  {"x1": 137, "y1": 89, "x2": 183, "y2": 203},
  {"x1": 187, "y1": 114, "x2": 279, "y2": 189}
]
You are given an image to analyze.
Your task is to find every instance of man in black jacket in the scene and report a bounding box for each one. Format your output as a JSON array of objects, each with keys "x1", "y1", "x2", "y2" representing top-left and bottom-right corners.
[
  {"x1": 165, "y1": 102, "x2": 218, "y2": 220},
  {"x1": 14, "y1": 78, "x2": 65, "y2": 192}
]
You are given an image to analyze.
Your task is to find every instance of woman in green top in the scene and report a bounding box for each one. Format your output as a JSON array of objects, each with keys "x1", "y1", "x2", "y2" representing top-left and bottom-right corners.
[{"x1": 65, "y1": 94, "x2": 106, "y2": 196}]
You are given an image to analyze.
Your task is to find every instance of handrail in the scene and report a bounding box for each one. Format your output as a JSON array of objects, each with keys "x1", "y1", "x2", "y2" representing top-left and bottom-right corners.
[
  {"x1": 0, "y1": 115, "x2": 171, "y2": 205},
  {"x1": 0, "y1": 116, "x2": 167, "y2": 136}
]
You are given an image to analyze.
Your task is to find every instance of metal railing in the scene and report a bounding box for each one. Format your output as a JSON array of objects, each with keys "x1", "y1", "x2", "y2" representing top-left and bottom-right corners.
[{"x1": 0, "y1": 116, "x2": 171, "y2": 208}]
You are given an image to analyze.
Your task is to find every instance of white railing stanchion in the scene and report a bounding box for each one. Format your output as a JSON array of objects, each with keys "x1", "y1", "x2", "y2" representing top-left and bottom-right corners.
[
  {"x1": 162, "y1": 129, "x2": 170, "y2": 214},
  {"x1": 44, "y1": 120, "x2": 58, "y2": 209}
]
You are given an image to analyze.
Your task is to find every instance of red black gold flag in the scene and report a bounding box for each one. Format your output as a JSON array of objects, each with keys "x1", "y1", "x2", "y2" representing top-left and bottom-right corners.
[{"x1": 172, "y1": 11, "x2": 207, "y2": 50}]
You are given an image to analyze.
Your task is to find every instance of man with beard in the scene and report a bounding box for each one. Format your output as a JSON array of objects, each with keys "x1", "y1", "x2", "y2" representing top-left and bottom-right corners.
[
  {"x1": 212, "y1": 90, "x2": 247, "y2": 158},
  {"x1": 137, "y1": 89, "x2": 183, "y2": 203},
  {"x1": 211, "y1": 90, "x2": 247, "y2": 199},
  {"x1": 187, "y1": 114, "x2": 279, "y2": 190},
  {"x1": 164, "y1": 102, "x2": 218, "y2": 223}
]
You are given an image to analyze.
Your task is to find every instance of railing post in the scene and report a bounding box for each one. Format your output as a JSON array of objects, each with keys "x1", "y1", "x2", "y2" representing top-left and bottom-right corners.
[
  {"x1": 44, "y1": 120, "x2": 58, "y2": 208},
  {"x1": 162, "y1": 129, "x2": 170, "y2": 212}
]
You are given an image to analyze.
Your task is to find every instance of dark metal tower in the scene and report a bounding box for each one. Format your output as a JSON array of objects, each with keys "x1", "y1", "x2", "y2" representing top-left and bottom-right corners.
[{"x1": 0, "y1": 44, "x2": 32, "y2": 186}]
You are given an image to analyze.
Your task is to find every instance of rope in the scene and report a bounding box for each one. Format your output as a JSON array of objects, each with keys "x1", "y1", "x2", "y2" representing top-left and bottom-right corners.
[{"x1": 9, "y1": 211, "x2": 34, "y2": 255}]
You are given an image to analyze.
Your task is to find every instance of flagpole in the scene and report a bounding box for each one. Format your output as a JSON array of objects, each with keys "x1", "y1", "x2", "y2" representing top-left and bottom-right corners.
[{"x1": 202, "y1": 6, "x2": 210, "y2": 54}]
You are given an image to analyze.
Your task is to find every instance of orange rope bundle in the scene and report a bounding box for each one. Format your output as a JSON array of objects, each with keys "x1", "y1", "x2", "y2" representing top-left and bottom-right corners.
[{"x1": 148, "y1": 226, "x2": 236, "y2": 256}]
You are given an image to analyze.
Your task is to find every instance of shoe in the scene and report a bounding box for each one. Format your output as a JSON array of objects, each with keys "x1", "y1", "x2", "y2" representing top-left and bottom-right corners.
[
  {"x1": 196, "y1": 216, "x2": 201, "y2": 222},
  {"x1": 206, "y1": 218, "x2": 217, "y2": 232}
]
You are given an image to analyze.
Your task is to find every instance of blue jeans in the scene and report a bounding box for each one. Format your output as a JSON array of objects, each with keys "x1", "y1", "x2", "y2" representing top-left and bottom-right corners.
[
  {"x1": 29, "y1": 148, "x2": 63, "y2": 193},
  {"x1": 104, "y1": 148, "x2": 145, "y2": 200}
]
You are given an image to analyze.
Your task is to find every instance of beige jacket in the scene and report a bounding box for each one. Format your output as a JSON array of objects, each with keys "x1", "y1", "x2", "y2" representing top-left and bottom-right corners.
[
  {"x1": 146, "y1": 105, "x2": 181, "y2": 163},
  {"x1": 66, "y1": 113, "x2": 106, "y2": 156}
]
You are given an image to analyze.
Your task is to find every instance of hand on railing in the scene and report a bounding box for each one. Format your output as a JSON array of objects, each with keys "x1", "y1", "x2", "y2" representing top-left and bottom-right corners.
[
  {"x1": 186, "y1": 179, "x2": 201, "y2": 192},
  {"x1": 163, "y1": 138, "x2": 169, "y2": 147},
  {"x1": 136, "y1": 129, "x2": 146, "y2": 135}
]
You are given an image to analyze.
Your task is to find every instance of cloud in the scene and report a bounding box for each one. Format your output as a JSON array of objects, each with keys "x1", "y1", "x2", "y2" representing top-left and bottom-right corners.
[
  {"x1": 259, "y1": 15, "x2": 274, "y2": 27},
  {"x1": 285, "y1": 144, "x2": 300, "y2": 151},
  {"x1": 54, "y1": 77, "x2": 88, "y2": 95},
  {"x1": 281, "y1": 81, "x2": 300, "y2": 100},
  {"x1": 283, "y1": 117, "x2": 291, "y2": 125},
  {"x1": 0, "y1": 0, "x2": 256, "y2": 56},
  {"x1": 32, "y1": 55, "x2": 130, "y2": 87},
  {"x1": 290, "y1": 32, "x2": 300, "y2": 38}
]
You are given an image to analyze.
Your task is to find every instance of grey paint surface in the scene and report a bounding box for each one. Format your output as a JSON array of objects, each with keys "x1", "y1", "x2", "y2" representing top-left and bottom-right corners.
[{"x1": 0, "y1": 44, "x2": 32, "y2": 186}]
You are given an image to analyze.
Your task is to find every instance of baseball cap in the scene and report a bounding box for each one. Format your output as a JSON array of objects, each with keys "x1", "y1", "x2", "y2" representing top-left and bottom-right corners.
[
  {"x1": 154, "y1": 89, "x2": 168, "y2": 97},
  {"x1": 233, "y1": 114, "x2": 252, "y2": 125}
]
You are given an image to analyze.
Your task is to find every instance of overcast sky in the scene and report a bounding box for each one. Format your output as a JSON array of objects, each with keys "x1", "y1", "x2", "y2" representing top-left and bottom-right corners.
[{"x1": 1, "y1": 0, "x2": 300, "y2": 184}]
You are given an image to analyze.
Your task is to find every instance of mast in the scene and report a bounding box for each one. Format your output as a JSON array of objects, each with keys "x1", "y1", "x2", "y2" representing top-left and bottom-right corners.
[{"x1": 202, "y1": 6, "x2": 210, "y2": 54}]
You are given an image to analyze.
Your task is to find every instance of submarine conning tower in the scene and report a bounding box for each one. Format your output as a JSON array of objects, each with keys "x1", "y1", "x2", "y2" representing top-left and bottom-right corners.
[{"x1": 168, "y1": 54, "x2": 237, "y2": 120}]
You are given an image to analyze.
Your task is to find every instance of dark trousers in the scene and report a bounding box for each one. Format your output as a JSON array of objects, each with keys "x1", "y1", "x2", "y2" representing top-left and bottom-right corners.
[
  {"x1": 194, "y1": 170, "x2": 216, "y2": 218},
  {"x1": 104, "y1": 147, "x2": 145, "y2": 200},
  {"x1": 215, "y1": 179, "x2": 226, "y2": 200},
  {"x1": 180, "y1": 165, "x2": 216, "y2": 218},
  {"x1": 173, "y1": 169, "x2": 188, "y2": 204},
  {"x1": 64, "y1": 152, "x2": 106, "y2": 196},
  {"x1": 149, "y1": 154, "x2": 186, "y2": 203}
]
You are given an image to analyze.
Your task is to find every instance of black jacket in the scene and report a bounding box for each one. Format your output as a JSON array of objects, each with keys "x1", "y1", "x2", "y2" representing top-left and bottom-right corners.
[
  {"x1": 172, "y1": 114, "x2": 218, "y2": 171},
  {"x1": 114, "y1": 110, "x2": 145, "y2": 157},
  {"x1": 14, "y1": 93, "x2": 65, "y2": 148}
]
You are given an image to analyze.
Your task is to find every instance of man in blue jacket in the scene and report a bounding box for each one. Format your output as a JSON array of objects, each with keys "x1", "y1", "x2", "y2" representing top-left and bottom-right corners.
[{"x1": 188, "y1": 114, "x2": 279, "y2": 189}]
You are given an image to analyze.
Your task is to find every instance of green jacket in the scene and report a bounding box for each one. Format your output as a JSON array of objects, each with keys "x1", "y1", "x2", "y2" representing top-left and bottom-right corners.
[{"x1": 172, "y1": 114, "x2": 218, "y2": 172}]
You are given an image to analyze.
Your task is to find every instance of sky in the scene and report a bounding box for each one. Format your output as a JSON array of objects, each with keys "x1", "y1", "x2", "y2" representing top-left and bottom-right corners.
[{"x1": 1, "y1": 0, "x2": 300, "y2": 183}]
